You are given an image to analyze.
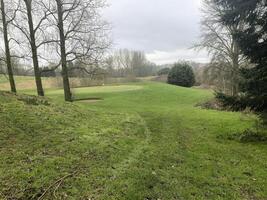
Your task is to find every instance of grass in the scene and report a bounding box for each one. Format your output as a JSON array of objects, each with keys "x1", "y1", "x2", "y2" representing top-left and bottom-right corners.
[
  {"x1": 45, "y1": 85, "x2": 144, "y2": 96},
  {"x1": 1, "y1": 82, "x2": 267, "y2": 199},
  {"x1": 0, "y1": 75, "x2": 53, "y2": 91},
  {"x1": 0, "y1": 75, "x2": 156, "y2": 91},
  {"x1": 0, "y1": 75, "x2": 34, "y2": 83}
]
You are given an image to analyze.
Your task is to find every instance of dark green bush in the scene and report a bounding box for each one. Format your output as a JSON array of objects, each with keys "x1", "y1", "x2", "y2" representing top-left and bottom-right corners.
[
  {"x1": 217, "y1": 129, "x2": 267, "y2": 143},
  {"x1": 239, "y1": 129, "x2": 267, "y2": 143},
  {"x1": 215, "y1": 92, "x2": 267, "y2": 111},
  {"x1": 215, "y1": 92, "x2": 246, "y2": 111},
  {"x1": 167, "y1": 63, "x2": 195, "y2": 87}
]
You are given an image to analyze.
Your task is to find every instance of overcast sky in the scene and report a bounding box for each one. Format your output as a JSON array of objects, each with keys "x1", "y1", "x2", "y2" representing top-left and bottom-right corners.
[{"x1": 103, "y1": 0, "x2": 209, "y2": 65}]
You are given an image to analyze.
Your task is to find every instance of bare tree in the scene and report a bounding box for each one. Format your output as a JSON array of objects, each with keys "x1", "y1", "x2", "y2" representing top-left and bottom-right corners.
[
  {"x1": 40, "y1": 0, "x2": 110, "y2": 101},
  {"x1": 0, "y1": 0, "x2": 17, "y2": 93},
  {"x1": 23, "y1": 0, "x2": 44, "y2": 96},
  {"x1": 54, "y1": 0, "x2": 72, "y2": 101},
  {"x1": 195, "y1": 0, "x2": 247, "y2": 96},
  {"x1": 11, "y1": 0, "x2": 55, "y2": 96}
]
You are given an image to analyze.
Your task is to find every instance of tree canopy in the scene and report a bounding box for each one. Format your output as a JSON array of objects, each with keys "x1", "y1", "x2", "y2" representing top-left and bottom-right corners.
[{"x1": 219, "y1": 0, "x2": 267, "y2": 110}]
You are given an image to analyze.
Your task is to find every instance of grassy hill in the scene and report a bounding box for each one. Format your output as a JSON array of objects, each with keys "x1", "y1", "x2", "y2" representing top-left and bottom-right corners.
[{"x1": 1, "y1": 82, "x2": 267, "y2": 199}]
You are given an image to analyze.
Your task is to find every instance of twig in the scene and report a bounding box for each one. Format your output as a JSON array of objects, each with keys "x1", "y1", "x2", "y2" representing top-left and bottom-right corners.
[
  {"x1": 53, "y1": 181, "x2": 62, "y2": 199},
  {"x1": 53, "y1": 175, "x2": 68, "y2": 199},
  {"x1": 38, "y1": 171, "x2": 78, "y2": 200},
  {"x1": 0, "y1": 191, "x2": 7, "y2": 200}
]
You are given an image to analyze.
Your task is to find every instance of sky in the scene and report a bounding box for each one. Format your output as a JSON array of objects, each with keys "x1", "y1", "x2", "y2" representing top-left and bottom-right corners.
[{"x1": 103, "y1": 0, "x2": 209, "y2": 65}]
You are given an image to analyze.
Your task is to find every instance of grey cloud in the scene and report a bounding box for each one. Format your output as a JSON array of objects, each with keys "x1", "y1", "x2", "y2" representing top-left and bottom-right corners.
[{"x1": 104, "y1": 0, "x2": 208, "y2": 64}]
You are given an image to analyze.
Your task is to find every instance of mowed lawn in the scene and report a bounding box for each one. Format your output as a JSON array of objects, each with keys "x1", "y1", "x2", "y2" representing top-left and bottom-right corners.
[{"x1": 1, "y1": 82, "x2": 267, "y2": 199}]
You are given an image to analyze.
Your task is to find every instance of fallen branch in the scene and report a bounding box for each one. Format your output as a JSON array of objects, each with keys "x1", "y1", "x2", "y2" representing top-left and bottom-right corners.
[{"x1": 38, "y1": 171, "x2": 78, "y2": 200}]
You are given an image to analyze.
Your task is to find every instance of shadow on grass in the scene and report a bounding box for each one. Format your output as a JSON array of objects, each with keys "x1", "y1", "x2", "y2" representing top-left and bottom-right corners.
[
  {"x1": 73, "y1": 97, "x2": 104, "y2": 103},
  {"x1": 217, "y1": 113, "x2": 267, "y2": 144}
]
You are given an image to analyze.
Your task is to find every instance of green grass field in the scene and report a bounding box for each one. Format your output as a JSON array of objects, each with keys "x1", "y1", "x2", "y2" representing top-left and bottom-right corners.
[
  {"x1": 0, "y1": 75, "x2": 33, "y2": 84},
  {"x1": 1, "y1": 82, "x2": 267, "y2": 199}
]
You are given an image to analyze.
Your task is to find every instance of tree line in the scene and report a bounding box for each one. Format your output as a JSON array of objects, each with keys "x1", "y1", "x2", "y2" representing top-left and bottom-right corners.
[
  {"x1": 104, "y1": 49, "x2": 159, "y2": 78},
  {"x1": 0, "y1": 0, "x2": 110, "y2": 101}
]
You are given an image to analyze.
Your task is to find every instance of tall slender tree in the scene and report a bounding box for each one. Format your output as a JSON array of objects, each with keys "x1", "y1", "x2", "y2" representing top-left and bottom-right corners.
[
  {"x1": 12, "y1": 0, "x2": 48, "y2": 96},
  {"x1": 196, "y1": 0, "x2": 247, "y2": 96},
  {"x1": 12, "y1": 0, "x2": 55, "y2": 96},
  {"x1": 55, "y1": 0, "x2": 72, "y2": 101},
  {"x1": 41, "y1": 0, "x2": 110, "y2": 101},
  {"x1": 0, "y1": 0, "x2": 16, "y2": 93},
  {"x1": 23, "y1": 0, "x2": 44, "y2": 96}
]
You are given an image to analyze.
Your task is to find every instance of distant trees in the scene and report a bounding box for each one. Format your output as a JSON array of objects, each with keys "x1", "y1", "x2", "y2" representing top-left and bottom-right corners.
[
  {"x1": 105, "y1": 49, "x2": 158, "y2": 78},
  {"x1": 157, "y1": 68, "x2": 170, "y2": 76},
  {"x1": 168, "y1": 63, "x2": 195, "y2": 87},
  {"x1": 41, "y1": 67, "x2": 56, "y2": 77},
  {"x1": 196, "y1": 0, "x2": 248, "y2": 96}
]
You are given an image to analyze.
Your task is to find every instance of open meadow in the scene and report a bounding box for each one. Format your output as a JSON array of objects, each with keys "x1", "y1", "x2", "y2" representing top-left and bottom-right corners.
[{"x1": 1, "y1": 79, "x2": 266, "y2": 199}]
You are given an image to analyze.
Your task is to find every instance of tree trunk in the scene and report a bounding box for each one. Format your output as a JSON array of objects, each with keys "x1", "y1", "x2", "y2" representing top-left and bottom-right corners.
[
  {"x1": 232, "y1": 41, "x2": 240, "y2": 96},
  {"x1": 56, "y1": 0, "x2": 72, "y2": 102},
  {"x1": 1, "y1": 0, "x2": 16, "y2": 93},
  {"x1": 24, "y1": 0, "x2": 44, "y2": 96}
]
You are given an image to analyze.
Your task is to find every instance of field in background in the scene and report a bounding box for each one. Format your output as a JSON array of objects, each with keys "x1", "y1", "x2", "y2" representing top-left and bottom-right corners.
[
  {"x1": 1, "y1": 82, "x2": 267, "y2": 199},
  {"x1": 0, "y1": 75, "x2": 160, "y2": 92}
]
